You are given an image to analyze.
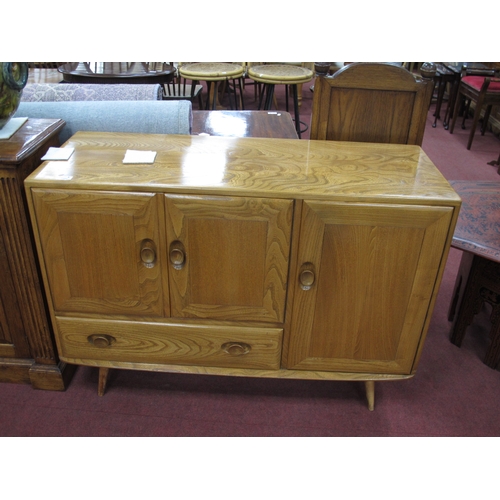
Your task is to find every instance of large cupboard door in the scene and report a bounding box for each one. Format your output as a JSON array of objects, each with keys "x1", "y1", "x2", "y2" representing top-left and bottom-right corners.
[
  {"x1": 31, "y1": 189, "x2": 166, "y2": 317},
  {"x1": 287, "y1": 201, "x2": 453, "y2": 374},
  {"x1": 165, "y1": 194, "x2": 293, "y2": 322}
]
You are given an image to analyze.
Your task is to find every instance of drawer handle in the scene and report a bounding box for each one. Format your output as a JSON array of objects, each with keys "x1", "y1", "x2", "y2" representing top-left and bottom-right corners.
[
  {"x1": 88, "y1": 334, "x2": 115, "y2": 348},
  {"x1": 222, "y1": 342, "x2": 251, "y2": 356},
  {"x1": 140, "y1": 239, "x2": 157, "y2": 268},
  {"x1": 299, "y1": 267, "x2": 315, "y2": 290},
  {"x1": 169, "y1": 241, "x2": 186, "y2": 269}
]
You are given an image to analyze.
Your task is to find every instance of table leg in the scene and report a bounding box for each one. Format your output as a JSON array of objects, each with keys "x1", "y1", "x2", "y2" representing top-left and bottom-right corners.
[{"x1": 450, "y1": 253, "x2": 500, "y2": 368}]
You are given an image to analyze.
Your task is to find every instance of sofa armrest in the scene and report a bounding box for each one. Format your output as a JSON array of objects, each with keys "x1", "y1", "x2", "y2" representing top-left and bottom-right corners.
[{"x1": 15, "y1": 100, "x2": 192, "y2": 143}]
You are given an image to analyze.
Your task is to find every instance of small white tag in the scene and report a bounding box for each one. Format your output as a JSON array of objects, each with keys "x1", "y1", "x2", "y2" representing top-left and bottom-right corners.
[
  {"x1": 123, "y1": 149, "x2": 157, "y2": 164},
  {"x1": 41, "y1": 147, "x2": 75, "y2": 161}
]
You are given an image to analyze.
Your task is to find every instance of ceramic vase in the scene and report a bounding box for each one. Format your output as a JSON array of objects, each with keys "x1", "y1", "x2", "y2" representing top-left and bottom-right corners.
[{"x1": 0, "y1": 62, "x2": 29, "y2": 129}]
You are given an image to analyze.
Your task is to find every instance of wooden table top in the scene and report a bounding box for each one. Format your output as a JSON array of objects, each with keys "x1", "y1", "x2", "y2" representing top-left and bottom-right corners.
[
  {"x1": 449, "y1": 180, "x2": 500, "y2": 262},
  {"x1": 0, "y1": 118, "x2": 65, "y2": 165},
  {"x1": 191, "y1": 111, "x2": 298, "y2": 139},
  {"x1": 58, "y1": 62, "x2": 175, "y2": 84},
  {"x1": 443, "y1": 62, "x2": 492, "y2": 74},
  {"x1": 26, "y1": 131, "x2": 461, "y2": 207}
]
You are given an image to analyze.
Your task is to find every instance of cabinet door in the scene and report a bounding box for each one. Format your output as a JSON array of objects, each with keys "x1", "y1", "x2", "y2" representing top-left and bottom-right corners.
[
  {"x1": 165, "y1": 194, "x2": 293, "y2": 322},
  {"x1": 31, "y1": 189, "x2": 166, "y2": 317},
  {"x1": 287, "y1": 201, "x2": 453, "y2": 374}
]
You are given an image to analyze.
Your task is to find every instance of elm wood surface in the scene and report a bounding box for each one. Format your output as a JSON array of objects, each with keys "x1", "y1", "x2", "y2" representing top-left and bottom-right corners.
[
  {"x1": 448, "y1": 181, "x2": 500, "y2": 368},
  {"x1": 58, "y1": 62, "x2": 175, "y2": 85},
  {"x1": 191, "y1": 110, "x2": 298, "y2": 138},
  {"x1": 0, "y1": 118, "x2": 75, "y2": 389},
  {"x1": 310, "y1": 63, "x2": 433, "y2": 146},
  {"x1": 25, "y1": 132, "x2": 461, "y2": 409}
]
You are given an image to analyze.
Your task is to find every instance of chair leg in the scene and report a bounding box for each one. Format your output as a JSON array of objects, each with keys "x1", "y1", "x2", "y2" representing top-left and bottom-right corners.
[
  {"x1": 467, "y1": 94, "x2": 486, "y2": 150},
  {"x1": 449, "y1": 89, "x2": 463, "y2": 134},
  {"x1": 484, "y1": 304, "x2": 500, "y2": 369},
  {"x1": 450, "y1": 253, "x2": 482, "y2": 347},
  {"x1": 292, "y1": 84, "x2": 301, "y2": 139},
  {"x1": 481, "y1": 105, "x2": 493, "y2": 135},
  {"x1": 461, "y1": 99, "x2": 471, "y2": 129}
]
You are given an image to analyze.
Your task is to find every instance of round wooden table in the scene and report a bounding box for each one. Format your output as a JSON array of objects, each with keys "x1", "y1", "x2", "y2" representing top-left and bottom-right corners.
[{"x1": 58, "y1": 62, "x2": 175, "y2": 85}]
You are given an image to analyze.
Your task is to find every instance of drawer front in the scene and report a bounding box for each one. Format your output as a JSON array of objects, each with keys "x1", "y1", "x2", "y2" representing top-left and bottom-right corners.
[{"x1": 56, "y1": 317, "x2": 282, "y2": 370}]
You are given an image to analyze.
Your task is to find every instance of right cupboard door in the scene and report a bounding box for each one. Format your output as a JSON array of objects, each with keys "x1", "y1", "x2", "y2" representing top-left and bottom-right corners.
[{"x1": 287, "y1": 200, "x2": 453, "y2": 374}]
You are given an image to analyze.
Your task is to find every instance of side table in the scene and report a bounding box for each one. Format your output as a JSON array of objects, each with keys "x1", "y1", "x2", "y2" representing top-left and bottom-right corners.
[
  {"x1": 191, "y1": 110, "x2": 299, "y2": 139},
  {"x1": 0, "y1": 118, "x2": 75, "y2": 389},
  {"x1": 448, "y1": 181, "x2": 500, "y2": 369}
]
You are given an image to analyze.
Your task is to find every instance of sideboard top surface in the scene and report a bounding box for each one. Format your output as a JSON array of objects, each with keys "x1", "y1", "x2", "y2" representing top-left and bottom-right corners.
[{"x1": 25, "y1": 131, "x2": 460, "y2": 205}]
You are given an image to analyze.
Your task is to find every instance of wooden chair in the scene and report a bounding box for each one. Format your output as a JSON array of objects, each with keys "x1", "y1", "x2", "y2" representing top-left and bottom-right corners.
[
  {"x1": 310, "y1": 62, "x2": 433, "y2": 145},
  {"x1": 147, "y1": 63, "x2": 203, "y2": 108},
  {"x1": 163, "y1": 77, "x2": 203, "y2": 109},
  {"x1": 449, "y1": 74, "x2": 500, "y2": 150}
]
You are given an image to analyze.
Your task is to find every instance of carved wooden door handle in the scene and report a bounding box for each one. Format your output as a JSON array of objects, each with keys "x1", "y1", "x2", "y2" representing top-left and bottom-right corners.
[
  {"x1": 299, "y1": 263, "x2": 316, "y2": 290},
  {"x1": 169, "y1": 241, "x2": 186, "y2": 269},
  {"x1": 140, "y1": 239, "x2": 157, "y2": 268}
]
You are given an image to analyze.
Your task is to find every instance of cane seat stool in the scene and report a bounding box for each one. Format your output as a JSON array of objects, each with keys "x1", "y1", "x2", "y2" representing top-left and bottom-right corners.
[
  {"x1": 178, "y1": 63, "x2": 245, "y2": 111},
  {"x1": 247, "y1": 64, "x2": 314, "y2": 138}
]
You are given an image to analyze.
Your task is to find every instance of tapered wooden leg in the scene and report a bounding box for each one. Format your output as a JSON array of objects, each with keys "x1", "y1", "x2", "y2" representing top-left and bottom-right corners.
[
  {"x1": 365, "y1": 380, "x2": 375, "y2": 411},
  {"x1": 98, "y1": 367, "x2": 110, "y2": 396}
]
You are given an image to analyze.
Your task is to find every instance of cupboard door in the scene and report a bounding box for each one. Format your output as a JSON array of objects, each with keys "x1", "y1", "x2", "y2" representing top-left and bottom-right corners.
[
  {"x1": 287, "y1": 201, "x2": 453, "y2": 374},
  {"x1": 165, "y1": 194, "x2": 293, "y2": 322},
  {"x1": 31, "y1": 189, "x2": 166, "y2": 317}
]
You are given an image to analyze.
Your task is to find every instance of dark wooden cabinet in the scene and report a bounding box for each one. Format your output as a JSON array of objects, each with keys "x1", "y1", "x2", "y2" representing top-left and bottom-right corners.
[{"x1": 0, "y1": 118, "x2": 75, "y2": 389}]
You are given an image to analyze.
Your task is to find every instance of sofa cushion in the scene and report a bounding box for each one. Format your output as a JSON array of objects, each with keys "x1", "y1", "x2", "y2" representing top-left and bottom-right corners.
[
  {"x1": 15, "y1": 100, "x2": 192, "y2": 143},
  {"x1": 21, "y1": 83, "x2": 164, "y2": 102}
]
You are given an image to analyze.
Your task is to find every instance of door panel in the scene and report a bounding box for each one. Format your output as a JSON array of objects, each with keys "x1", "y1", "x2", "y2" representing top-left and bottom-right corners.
[
  {"x1": 287, "y1": 201, "x2": 453, "y2": 374},
  {"x1": 31, "y1": 189, "x2": 166, "y2": 317},
  {"x1": 165, "y1": 194, "x2": 293, "y2": 322}
]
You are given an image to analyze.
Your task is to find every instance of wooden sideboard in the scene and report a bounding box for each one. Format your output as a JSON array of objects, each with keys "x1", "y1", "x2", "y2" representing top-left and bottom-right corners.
[
  {"x1": 25, "y1": 132, "x2": 461, "y2": 409},
  {"x1": 0, "y1": 118, "x2": 75, "y2": 389}
]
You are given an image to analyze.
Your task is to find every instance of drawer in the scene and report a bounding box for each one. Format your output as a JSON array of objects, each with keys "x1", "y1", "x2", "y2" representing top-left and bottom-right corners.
[{"x1": 56, "y1": 317, "x2": 283, "y2": 370}]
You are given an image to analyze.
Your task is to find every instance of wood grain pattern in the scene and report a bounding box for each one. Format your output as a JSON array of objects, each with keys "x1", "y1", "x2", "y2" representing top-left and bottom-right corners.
[
  {"x1": 25, "y1": 132, "x2": 460, "y2": 206},
  {"x1": 60, "y1": 357, "x2": 414, "y2": 382},
  {"x1": 310, "y1": 64, "x2": 433, "y2": 146},
  {"x1": 57, "y1": 316, "x2": 282, "y2": 370},
  {"x1": 25, "y1": 132, "x2": 460, "y2": 403},
  {"x1": 31, "y1": 189, "x2": 167, "y2": 316},
  {"x1": 165, "y1": 194, "x2": 292, "y2": 321},
  {"x1": 286, "y1": 201, "x2": 454, "y2": 374}
]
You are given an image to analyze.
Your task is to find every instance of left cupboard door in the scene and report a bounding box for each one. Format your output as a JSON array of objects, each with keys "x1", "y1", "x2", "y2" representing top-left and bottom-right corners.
[{"x1": 30, "y1": 189, "x2": 167, "y2": 317}]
